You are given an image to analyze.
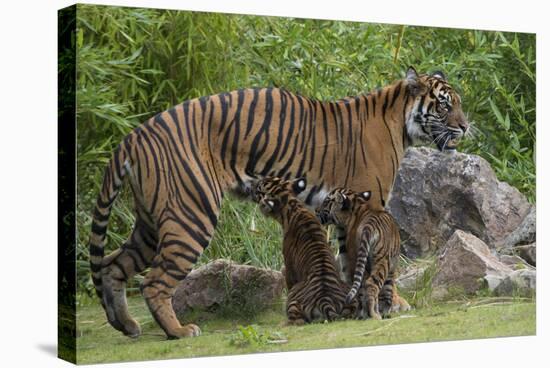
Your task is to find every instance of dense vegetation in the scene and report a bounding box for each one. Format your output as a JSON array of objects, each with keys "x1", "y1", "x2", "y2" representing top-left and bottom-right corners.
[{"x1": 75, "y1": 4, "x2": 536, "y2": 298}]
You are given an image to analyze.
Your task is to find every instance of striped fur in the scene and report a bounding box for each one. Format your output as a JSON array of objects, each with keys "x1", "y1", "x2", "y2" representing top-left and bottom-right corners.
[
  {"x1": 89, "y1": 67, "x2": 466, "y2": 338},
  {"x1": 250, "y1": 177, "x2": 356, "y2": 324},
  {"x1": 316, "y1": 188, "x2": 401, "y2": 319}
]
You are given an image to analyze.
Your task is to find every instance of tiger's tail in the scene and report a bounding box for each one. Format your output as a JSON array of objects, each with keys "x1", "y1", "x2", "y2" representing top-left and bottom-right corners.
[
  {"x1": 88, "y1": 142, "x2": 132, "y2": 301},
  {"x1": 345, "y1": 230, "x2": 378, "y2": 305}
]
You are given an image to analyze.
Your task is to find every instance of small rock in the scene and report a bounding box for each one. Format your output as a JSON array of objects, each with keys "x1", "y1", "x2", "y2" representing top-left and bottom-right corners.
[
  {"x1": 498, "y1": 254, "x2": 535, "y2": 271},
  {"x1": 494, "y1": 269, "x2": 536, "y2": 297},
  {"x1": 172, "y1": 259, "x2": 284, "y2": 315},
  {"x1": 497, "y1": 207, "x2": 536, "y2": 249},
  {"x1": 433, "y1": 230, "x2": 512, "y2": 294},
  {"x1": 388, "y1": 147, "x2": 533, "y2": 257},
  {"x1": 514, "y1": 243, "x2": 536, "y2": 267}
]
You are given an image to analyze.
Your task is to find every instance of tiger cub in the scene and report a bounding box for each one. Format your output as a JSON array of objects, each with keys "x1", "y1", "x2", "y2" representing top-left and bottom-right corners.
[
  {"x1": 316, "y1": 188, "x2": 401, "y2": 320},
  {"x1": 249, "y1": 177, "x2": 356, "y2": 324}
]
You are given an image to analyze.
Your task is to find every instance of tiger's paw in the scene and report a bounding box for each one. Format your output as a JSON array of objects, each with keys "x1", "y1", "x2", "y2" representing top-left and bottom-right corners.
[
  {"x1": 122, "y1": 319, "x2": 142, "y2": 338},
  {"x1": 167, "y1": 324, "x2": 201, "y2": 339},
  {"x1": 107, "y1": 316, "x2": 141, "y2": 338}
]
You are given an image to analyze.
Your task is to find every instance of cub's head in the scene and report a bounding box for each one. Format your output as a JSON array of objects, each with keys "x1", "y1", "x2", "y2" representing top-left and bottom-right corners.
[
  {"x1": 249, "y1": 177, "x2": 307, "y2": 217},
  {"x1": 404, "y1": 66, "x2": 469, "y2": 152},
  {"x1": 315, "y1": 188, "x2": 371, "y2": 226}
]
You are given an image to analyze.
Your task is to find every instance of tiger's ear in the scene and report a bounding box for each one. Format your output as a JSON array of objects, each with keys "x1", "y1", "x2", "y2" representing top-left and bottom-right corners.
[
  {"x1": 291, "y1": 177, "x2": 307, "y2": 195},
  {"x1": 406, "y1": 66, "x2": 426, "y2": 96},
  {"x1": 432, "y1": 70, "x2": 447, "y2": 81}
]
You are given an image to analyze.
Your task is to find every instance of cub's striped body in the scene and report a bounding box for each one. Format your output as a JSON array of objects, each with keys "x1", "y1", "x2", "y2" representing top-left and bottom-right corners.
[
  {"x1": 89, "y1": 67, "x2": 467, "y2": 338},
  {"x1": 316, "y1": 188, "x2": 402, "y2": 319},
  {"x1": 250, "y1": 177, "x2": 356, "y2": 324}
]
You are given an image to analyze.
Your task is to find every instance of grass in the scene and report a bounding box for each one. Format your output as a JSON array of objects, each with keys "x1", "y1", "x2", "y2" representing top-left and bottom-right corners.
[{"x1": 76, "y1": 296, "x2": 535, "y2": 364}]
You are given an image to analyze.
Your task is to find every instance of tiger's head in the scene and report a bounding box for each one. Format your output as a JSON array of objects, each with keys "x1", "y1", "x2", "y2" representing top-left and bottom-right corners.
[
  {"x1": 315, "y1": 188, "x2": 371, "y2": 226},
  {"x1": 404, "y1": 66, "x2": 469, "y2": 151},
  {"x1": 249, "y1": 176, "x2": 307, "y2": 218}
]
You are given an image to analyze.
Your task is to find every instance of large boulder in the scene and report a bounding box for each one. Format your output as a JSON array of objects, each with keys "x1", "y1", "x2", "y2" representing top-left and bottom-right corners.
[
  {"x1": 432, "y1": 230, "x2": 512, "y2": 294},
  {"x1": 388, "y1": 147, "x2": 533, "y2": 257},
  {"x1": 172, "y1": 259, "x2": 284, "y2": 315}
]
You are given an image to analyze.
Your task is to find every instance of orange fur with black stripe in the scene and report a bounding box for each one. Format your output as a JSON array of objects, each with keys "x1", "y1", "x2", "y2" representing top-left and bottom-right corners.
[
  {"x1": 316, "y1": 188, "x2": 402, "y2": 319},
  {"x1": 89, "y1": 67, "x2": 466, "y2": 338}
]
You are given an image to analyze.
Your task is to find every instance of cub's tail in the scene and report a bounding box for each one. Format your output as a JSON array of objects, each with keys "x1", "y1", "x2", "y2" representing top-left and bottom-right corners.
[{"x1": 345, "y1": 230, "x2": 378, "y2": 305}]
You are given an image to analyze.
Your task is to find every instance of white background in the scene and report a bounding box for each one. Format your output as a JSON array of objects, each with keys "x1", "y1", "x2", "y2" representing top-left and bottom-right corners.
[{"x1": 0, "y1": 0, "x2": 546, "y2": 367}]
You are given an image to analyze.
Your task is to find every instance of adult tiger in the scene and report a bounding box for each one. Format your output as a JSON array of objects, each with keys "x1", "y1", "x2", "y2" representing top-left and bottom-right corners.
[{"x1": 89, "y1": 67, "x2": 469, "y2": 339}]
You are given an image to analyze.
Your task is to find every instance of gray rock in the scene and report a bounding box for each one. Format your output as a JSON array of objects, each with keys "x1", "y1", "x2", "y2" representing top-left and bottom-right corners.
[
  {"x1": 498, "y1": 254, "x2": 535, "y2": 271},
  {"x1": 388, "y1": 147, "x2": 533, "y2": 257},
  {"x1": 498, "y1": 242, "x2": 537, "y2": 267},
  {"x1": 172, "y1": 259, "x2": 284, "y2": 315},
  {"x1": 433, "y1": 230, "x2": 512, "y2": 294},
  {"x1": 514, "y1": 243, "x2": 536, "y2": 267},
  {"x1": 494, "y1": 269, "x2": 536, "y2": 297},
  {"x1": 497, "y1": 207, "x2": 536, "y2": 249}
]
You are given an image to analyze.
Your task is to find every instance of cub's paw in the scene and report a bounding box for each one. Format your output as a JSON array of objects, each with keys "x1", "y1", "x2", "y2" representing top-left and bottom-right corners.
[{"x1": 391, "y1": 295, "x2": 412, "y2": 313}]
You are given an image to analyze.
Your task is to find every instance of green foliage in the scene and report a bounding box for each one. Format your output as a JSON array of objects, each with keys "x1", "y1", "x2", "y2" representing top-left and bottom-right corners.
[
  {"x1": 75, "y1": 4, "x2": 536, "y2": 297},
  {"x1": 228, "y1": 325, "x2": 283, "y2": 348},
  {"x1": 402, "y1": 257, "x2": 439, "y2": 308}
]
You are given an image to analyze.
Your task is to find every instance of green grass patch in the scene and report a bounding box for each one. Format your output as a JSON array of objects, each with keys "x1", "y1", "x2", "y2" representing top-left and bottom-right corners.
[{"x1": 76, "y1": 296, "x2": 535, "y2": 364}]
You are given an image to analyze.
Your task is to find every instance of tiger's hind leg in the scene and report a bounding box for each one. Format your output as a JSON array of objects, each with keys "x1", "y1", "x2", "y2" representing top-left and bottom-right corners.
[
  {"x1": 141, "y1": 207, "x2": 218, "y2": 339},
  {"x1": 101, "y1": 219, "x2": 158, "y2": 337},
  {"x1": 286, "y1": 284, "x2": 307, "y2": 325},
  {"x1": 363, "y1": 255, "x2": 387, "y2": 320}
]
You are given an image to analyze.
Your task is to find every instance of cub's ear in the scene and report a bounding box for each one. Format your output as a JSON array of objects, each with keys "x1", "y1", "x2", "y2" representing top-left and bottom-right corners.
[
  {"x1": 431, "y1": 70, "x2": 447, "y2": 81},
  {"x1": 340, "y1": 193, "x2": 352, "y2": 211},
  {"x1": 406, "y1": 66, "x2": 427, "y2": 97},
  {"x1": 406, "y1": 66, "x2": 418, "y2": 81},
  {"x1": 260, "y1": 197, "x2": 279, "y2": 213},
  {"x1": 291, "y1": 177, "x2": 307, "y2": 195}
]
